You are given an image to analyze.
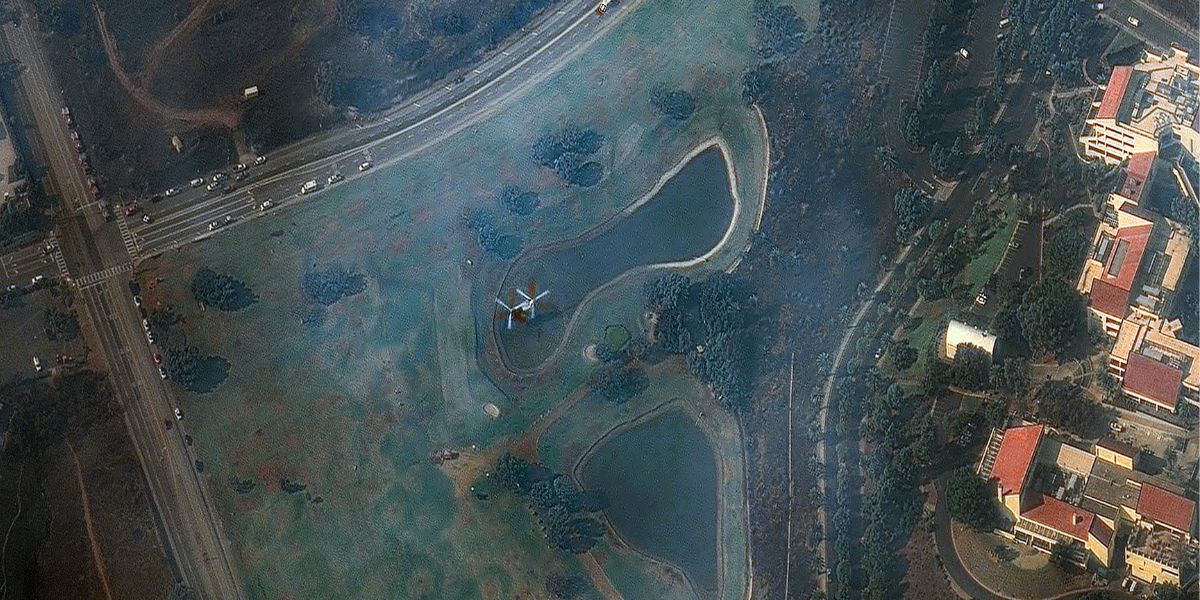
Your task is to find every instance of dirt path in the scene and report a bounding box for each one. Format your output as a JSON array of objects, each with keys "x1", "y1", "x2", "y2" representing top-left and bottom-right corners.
[
  {"x1": 89, "y1": 0, "x2": 241, "y2": 130},
  {"x1": 136, "y1": 0, "x2": 225, "y2": 86},
  {"x1": 66, "y1": 441, "x2": 115, "y2": 600},
  {"x1": 579, "y1": 553, "x2": 623, "y2": 600}
]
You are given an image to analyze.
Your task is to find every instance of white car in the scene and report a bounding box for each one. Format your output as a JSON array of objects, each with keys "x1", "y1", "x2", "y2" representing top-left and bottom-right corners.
[
  {"x1": 232, "y1": 163, "x2": 247, "y2": 172},
  {"x1": 5, "y1": 284, "x2": 17, "y2": 292},
  {"x1": 975, "y1": 292, "x2": 988, "y2": 306},
  {"x1": 30, "y1": 275, "x2": 44, "y2": 285},
  {"x1": 208, "y1": 221, "x2": 220, "y2": 231},
  {"x1": 165, "y1": 187, "x2": 181, "y2": 196},
  {"x1": 1127, "y1": 16, "x2": 1139, "y2": 26},
  {"x1": 359, "y1": 161, "x2": 372, "y2": 172},
  {"x1": 174, "y1": 407, "x2": 183, "y2": 419},
  {"x1": 259, "y1": 200, "x2": 274, "y2": 211},
  {"x1": 190, "y1": 177, "x2": 205, "y2": 187},
  {"x1": 160, "y1": 367, "x2": 169, "y2": 380},
  {"x1": 142, "y1": 318, "x2": 150, "y2": 330},
  {"x1": 254, "y1": 155, "x2": 267, "y2": 165},
  {"x1": 328, "y1": 173, "x2": 344, "y2": 184}
]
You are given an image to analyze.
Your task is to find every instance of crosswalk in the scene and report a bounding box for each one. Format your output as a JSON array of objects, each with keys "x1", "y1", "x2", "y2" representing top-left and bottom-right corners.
[
  {"x1": 46, "y1": 233, "x2": 70, "y2": 278},
  {"x1": 75, "y1": 262, "x2": 131, "y2": 288},
  {"x1": 117, "y1": 216, "x2": 140, "y2": 259}
]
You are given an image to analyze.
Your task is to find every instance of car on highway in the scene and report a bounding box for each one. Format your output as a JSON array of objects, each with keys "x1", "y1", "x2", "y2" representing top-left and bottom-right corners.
[
  {"x1": 149, "y1": 193, "x2": 164, "y2": 203},
  {"x1": 30, "y1": 275, "x2": 44, "y2": 286},
  {"x1": 142, "y1": 214, "x2": 152, "y2": 224},
  {"x1": 328, "y1": 172, "x2": 344, "y2": 184},
  {"x1": 208, "y1": 221, "x2": 220, "y2": 231},
  {"x1": 259, "y1": 200, "x2": 274, "y2": 211},
  {"x1": 232, "y1": 162, "x2": 247, "y2": 172},
  {"x1": 359, "y1": 161, "x2": 372, "y2": 171},
  {"x1": 190, "y1": 177, "x2": 205, "y2": 187},
  {"x1": 206, "y1": 181, "x2": 220, "y2": 191},
  {"x1": 165, "y1": 187, "x2": 181, "y2": 196},
  {"x1": 211, "y1": 172, "x2": 228, "y2": 183},
  {"x1": 222, "y1": 184, "x2": 238, "y2": 194},
  {"x1": 1127, "y1": 16, "x2": 1139, "y2": 26},
  {"x1": 124, "y1": 203, "x2": 140, "y2": 217},
  {"x1": 174, "y1": 407, "x2": 183, "y2": 419},
  {"x1": 300, "y1": 180, "x2": 318, "y2": 194},
  {"x1": 255, "y1": 155, "x2": 267, "y2": 165}
]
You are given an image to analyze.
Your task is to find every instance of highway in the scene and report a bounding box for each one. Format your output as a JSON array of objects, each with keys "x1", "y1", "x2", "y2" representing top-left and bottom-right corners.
[
  {"x1": 0, "y1": 0, "x2": 624, "y2": 596},
  {"x1": 122, "y1": 0, "x2": 614, "y2": 264}
]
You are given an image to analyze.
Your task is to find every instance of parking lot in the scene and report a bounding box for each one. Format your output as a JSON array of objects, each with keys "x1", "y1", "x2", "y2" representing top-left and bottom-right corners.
[
  {"x1": 0, "y1": 286, "x2": 83, "y2": 386},
  {"x1": 971, "y1": 217, "x2": 1041, "y2": 320}
]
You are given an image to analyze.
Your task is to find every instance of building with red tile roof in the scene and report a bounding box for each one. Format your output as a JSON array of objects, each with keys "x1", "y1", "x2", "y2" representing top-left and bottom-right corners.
[
  {"x1": 1136, "y1": 483, "x2": 1196, "y2": 538},
  {"x1": 1122, "y1": 352, "x2": 1185, "y2": 412},
  {"x1": 1080, "y1": 49, "x2": 1200, "y2": 165},
  {"x1": 1014, "y1": 495, "x2": 1114, "y2": 568},
  {"x1": 988, "y1": 424, "x2": 1043, "y2": 519}
]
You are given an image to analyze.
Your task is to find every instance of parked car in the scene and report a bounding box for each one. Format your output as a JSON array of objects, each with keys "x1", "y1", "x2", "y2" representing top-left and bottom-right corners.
[
  {"x1": 232, "y1": 163, "x2": 247, "y2": 172},
  {"x1": 206, "y1": 182, "x2": 220, "y2": 192},
  {"x1": 165, "y1": 187, "x2": 181, "y2": 196},
  {"x1": 190, "y1": 177, "x2": 205, "y2": 187},
  {"x1": 174, "y1": 407, "x2": 183, "y2": 419},
  {"x1": 255, "y1": 155, "x2": 267, "y2": 165},
  {"x1": 359, "y1": 161, "x2": 372, "y2": 172},
  {"x1": 152, "y1": 352, "x2": 162, "y2": 365},
  {"x1": 1127, "y1": 15, "x2": 1140, "y2": 26},
  {"x1": 30, "y1": 275, "x2": 44, "y2": 286}
]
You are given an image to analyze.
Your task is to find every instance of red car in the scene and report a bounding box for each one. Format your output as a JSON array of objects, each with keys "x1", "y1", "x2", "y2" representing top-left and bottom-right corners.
[
  {"x1": 124, "y1": 203, "x2": 140, "y2": 217},
  {"x1": 152, "y1": 353, "x2": 162, "y2": 365}
]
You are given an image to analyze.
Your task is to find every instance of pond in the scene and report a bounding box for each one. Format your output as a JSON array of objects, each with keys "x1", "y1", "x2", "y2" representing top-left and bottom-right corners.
[
  {"x1": 581, "y1": 407, "x2": 718, "y2": 598},
  {"x1": 495, "y1": 147, "x2": 735, "y2": 370}
]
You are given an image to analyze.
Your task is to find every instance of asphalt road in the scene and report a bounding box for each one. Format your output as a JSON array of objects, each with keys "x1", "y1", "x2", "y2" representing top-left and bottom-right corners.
[
  {"x1": 1100, "y1": 0, "x2": 1196, "y2": 54},
  {"x1": 124, "y1": 0, "x2": 613, "y2": 264},
  {"x1": 0, "y1": 0, "x2": 623, "y2": 596}
]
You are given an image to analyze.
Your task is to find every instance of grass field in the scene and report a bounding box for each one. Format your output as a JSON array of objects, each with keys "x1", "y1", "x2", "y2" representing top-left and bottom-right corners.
[
  {"x1": 134, "y1": 0, "x2": 766, "y2": 596},
  {"x1": 962, "y1": 202, "x2": 1020, "y2": 296}
]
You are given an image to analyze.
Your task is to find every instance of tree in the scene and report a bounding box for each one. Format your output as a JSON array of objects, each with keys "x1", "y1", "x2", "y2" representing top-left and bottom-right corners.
[
  {"x1": 945, "y1": 467, "x2": 997, "y2": 530},
  {"x1": 893, "y1": 187, "x2": 931, "y2": 242},
  {"x1": 951, "y1": 344, "x2": 991, "y2": 391},
  {"x1": 650, "y1": 88, "x2": 696, "y2": 121},
  {"x1": 874, "y1": 145, "x2": 898, "y2": 171},
  {"x1": 889, "y1": 340, "x2": 917, "y2": 370},
  {"x1": 1043, "y1": 228, "x2": 1088, "y2": 281},
  {"x1": 913, "y1": 415, "x2": 938, "y2": 465},
  {"x1": 1035, "y1": 381, "x2": 1109, "y2": 438},
  {"x1": 191, "y1": 268, "x2": 257, "y2": 311},
  {"x1": 495, "y1": 453, "x2": 534, "y2": 495},
  {"x1": 990, "y1": 358, "x2": 1030, "y2": 396},
  {"x1": 302, "y1": 267, "x2": 366, "y2": 306},
  {"x1": 753, "y1": 0, "x2": 806, "y2": 57},
  {"x1": 589, "y1": 364, "x2": 649, "y2": 404},
  {"x1": 1017, "y1": 279, "x2": 1084, "y2": 354},
  {"x1": 531, "y1": 127, "x2": 604, "y2": 186},
  {"x1": 900, "y1": 106, "x2": 923, "y2": 147},
  {"x1": 930, "y1": 136, "x2": 964, "y2": 178},
  {"x1": 497, "y1": 185, "x2": 540, "y2": 216}
]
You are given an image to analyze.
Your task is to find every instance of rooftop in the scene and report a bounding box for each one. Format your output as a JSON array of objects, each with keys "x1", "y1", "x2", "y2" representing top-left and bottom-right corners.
[
  {"x1": 1084, "y1": 458, "x2": 1143, "y2": 512},
  {"x1": 1113, "y1": 318, "x2": 1200, "y2": 393},
  {"x1": 1096, "y1": 437, "x2": 1140, "y2": 458},
  {"x1": 1118, "y1": 152, "x2": 1157, "y2": 201},
  {"x1": 1023, "y1": 494, "x2": 1096, "y2": 542},
  {"x1": 1091, "y1": 50, "x2": 1200, "y2": 136},
  {"x1": 990, "y1": 425, "x2": 1043, "y2": 496},
  {"x1": 1137, "y1": 482, "x2": 1196, "y2": 534},
  {"x1": 1123, "y1": 351, "x2": 1185, "y2": 409}
]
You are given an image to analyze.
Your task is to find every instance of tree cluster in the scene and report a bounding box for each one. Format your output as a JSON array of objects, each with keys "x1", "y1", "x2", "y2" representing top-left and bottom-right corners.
[
  {"x1": 302, "y1": 267, "x2": 367, "y2": 306},
  {"x1": 43, "y1": 306, "x2": 80, "y2": 341},
  {"x1": 650, "y1": 88, "x2": 696, "y2": 121},
  {"x1": 494, "y1": 454, "x2": 605, "y2": 553},
  {"x1": 752, "y1": 0, "x2": 806, "y2": 58},
  {"x1": 531, "y1": 126, "x2": 604, "y2": 187},
  {"x1": 1042, "y1": 227, "x2": 1088, "y2": 282},
  {"x1": 148, "y1": 307, "x2": 229, "y2": 393},
  {"x1": 644, "y1": 272, "x2": 755, "y2": 411},
  {"x1": 1035, "y1": 380, "x2": 1109, "y2": 438},
  {"x1": 950, "y1": 344, "x2": 991, "y2": 391},
  {"x1": 191, "y1": 268, "x2": 257, "y2": 311},
  {"x1": 893, "y1": 187, "x2": 931, "y2": 243},
  {"x1": 945, "y1": 467, "x2": 998, "y2": 530},
  {"x1": 496, "y1": 185, "x2": 540, "y2": 216},
  {"x1": 0, "y1": 202, "x2": 46, "y2": 248},
  {"x1": 463, "y1": 208, "x2": 525, "y2": 259},
  {"x1": 1016, "y1": 279, "x2": 1084, "y2": 355},
  {"x1": 589, "y1": 363, "x2": 648, "y2": 404}
]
